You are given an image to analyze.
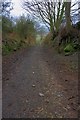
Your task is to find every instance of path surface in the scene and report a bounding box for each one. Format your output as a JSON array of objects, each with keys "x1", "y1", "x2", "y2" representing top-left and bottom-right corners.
[{"x1": 3, "y1": 46, "x2": 78, "y2": 118}]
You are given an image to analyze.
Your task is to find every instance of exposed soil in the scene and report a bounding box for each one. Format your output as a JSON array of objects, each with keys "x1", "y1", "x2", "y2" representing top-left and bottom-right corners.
[{"x1": 2, "y1": 46, "x2": 79, "y2": 118}]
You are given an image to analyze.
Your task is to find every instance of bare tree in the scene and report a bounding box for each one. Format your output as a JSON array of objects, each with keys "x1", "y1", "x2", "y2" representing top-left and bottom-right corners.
[
  {"x1": 2, "y1": 0, "x2": 13, "y2": 16},
  {"x1": 78, "y1": 0, "x2": 80, "y2": 21},
  {"x1": 65, "y1": 1, "x2": 71, "y2": 32},
  {"x1": 23, "y1": 0, "x2": 65, "y2": 34}
]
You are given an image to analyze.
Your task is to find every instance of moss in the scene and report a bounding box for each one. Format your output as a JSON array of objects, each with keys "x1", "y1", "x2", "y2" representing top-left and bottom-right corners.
[
  {"x1": 63, "y1": 43, "x2": 75, "y2": 56},
  {"x1": 64, "y1": 44, "x2": 74, "y2": 52}
]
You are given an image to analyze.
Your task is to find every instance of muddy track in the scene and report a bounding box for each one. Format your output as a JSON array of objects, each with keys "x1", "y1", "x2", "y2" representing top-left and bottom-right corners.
[{"x1": 2, "y1": 46, "x2": 78, "y2": 118}]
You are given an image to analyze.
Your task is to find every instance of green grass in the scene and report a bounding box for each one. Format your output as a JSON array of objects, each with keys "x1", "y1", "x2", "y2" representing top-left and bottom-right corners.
[
  {"x1": 2, "y1": 39, "x2": 30, "y2": 55},
  {"x1": 2, "y1": 41, "x2": 20, "y2": 55}
]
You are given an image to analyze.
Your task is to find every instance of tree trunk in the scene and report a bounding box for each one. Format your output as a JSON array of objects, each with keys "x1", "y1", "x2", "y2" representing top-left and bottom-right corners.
[
  {"x1": 65, "y1": 2, "x2": 72, "y2": 32},
  {"x1": 78, "y1": 1, "x2": 80, "y2": 21}
]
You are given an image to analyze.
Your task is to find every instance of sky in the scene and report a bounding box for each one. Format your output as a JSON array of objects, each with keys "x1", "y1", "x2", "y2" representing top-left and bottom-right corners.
[
  {"x1": 11, "y1": 0, "x2": 27, "y2": 17},
  {"x1": 11, "y1": 0, "x2": 78, "y2": 17}
]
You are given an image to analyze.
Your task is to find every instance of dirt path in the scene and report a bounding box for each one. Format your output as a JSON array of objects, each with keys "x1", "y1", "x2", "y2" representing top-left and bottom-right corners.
[{"x1": 2, "y1": 46, "x2": 78, "y2": 118}]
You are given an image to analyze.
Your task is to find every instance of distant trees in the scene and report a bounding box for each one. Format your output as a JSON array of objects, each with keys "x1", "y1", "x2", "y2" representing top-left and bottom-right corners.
[
  {"x1": 2, "y1": 0, "x2": 36, "y2": 55},
  {"x1": 2, "y1": 14, "x2": 37, "y2": 55},
  {"x1": 2, "y1": 0, "x2": 13, "y2": 41},
  {"x1": 2, "y1": 16, "x2": 13, "y2": 38},
  {"x1": 2, "y1": 0, "x2": 37, "y2": 55},
  {"x1": 15, "y1": 15, "x2": 36, "y2": 45}
]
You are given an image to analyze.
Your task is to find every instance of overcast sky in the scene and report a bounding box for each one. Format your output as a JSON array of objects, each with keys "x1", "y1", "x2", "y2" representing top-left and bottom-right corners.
[
  {"x1": 11, "y1": 0, "x2": 78, "y2": 17},
  {"x1": 11, "y1": 0, "x2": 26, "y2": 17}
]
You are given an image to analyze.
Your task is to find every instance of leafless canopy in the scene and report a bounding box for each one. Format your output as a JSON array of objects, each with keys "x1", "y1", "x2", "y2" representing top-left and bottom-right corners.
[
  {"x1": 23, "y1": 0, "x2": 65, "y2": 31},
  {"x1": 23, "y1": 0, "x2": 80, "y2": 32}
]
